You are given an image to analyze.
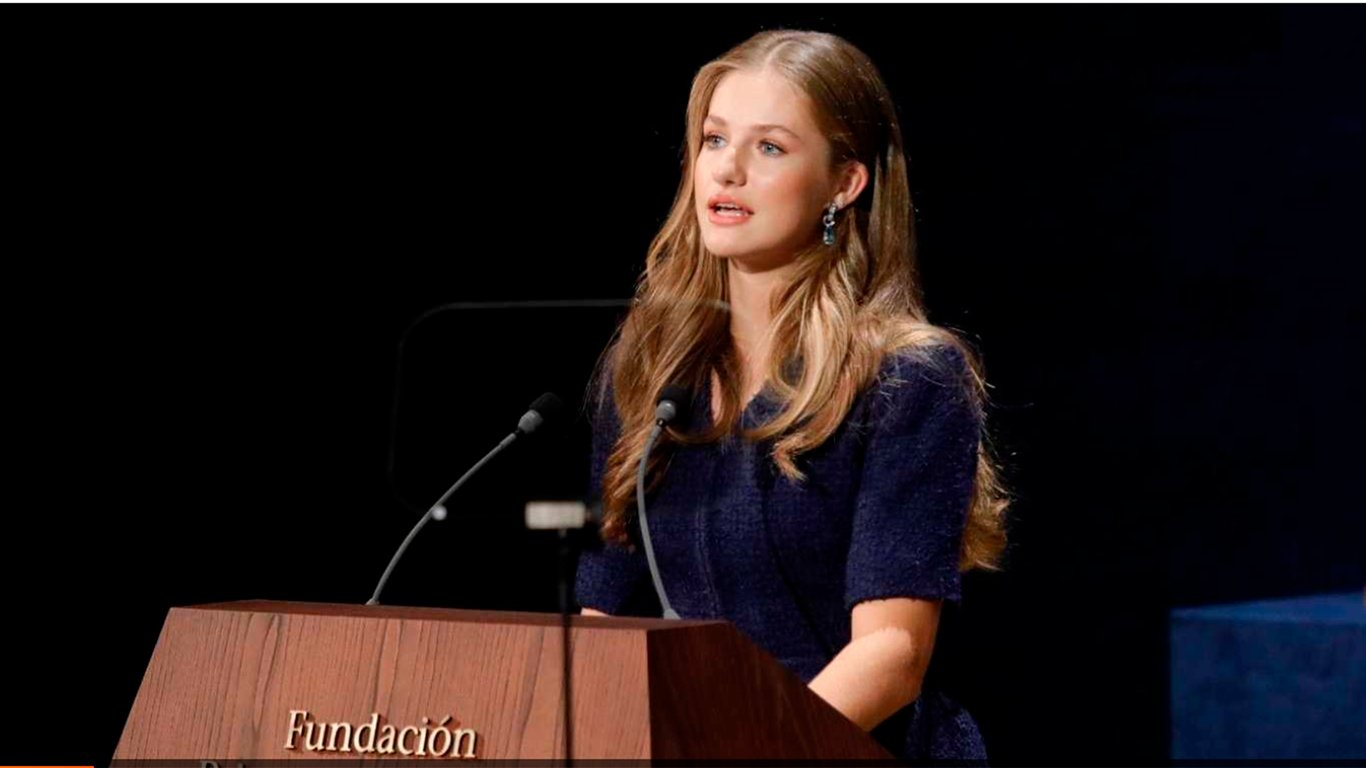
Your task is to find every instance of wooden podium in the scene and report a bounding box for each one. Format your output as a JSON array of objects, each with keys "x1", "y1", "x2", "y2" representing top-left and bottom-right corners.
[{"x1": 114, "y1": 600, "x2": 895, "y2": 762}]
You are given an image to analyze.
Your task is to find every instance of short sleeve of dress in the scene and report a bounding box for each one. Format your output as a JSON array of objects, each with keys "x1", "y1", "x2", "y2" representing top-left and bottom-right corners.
[
  {"x1": 573, "y1": 378, "x2": 658, "y2": 616},
  {"x1": 845, "y1": 344, "x2": 982, "y2": 611}
]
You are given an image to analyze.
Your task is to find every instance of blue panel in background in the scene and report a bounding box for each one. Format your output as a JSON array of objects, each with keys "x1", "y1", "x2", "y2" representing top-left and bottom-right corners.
[{"x1": 1170, "y1": 591, "x2": 1366, "y2": 758}]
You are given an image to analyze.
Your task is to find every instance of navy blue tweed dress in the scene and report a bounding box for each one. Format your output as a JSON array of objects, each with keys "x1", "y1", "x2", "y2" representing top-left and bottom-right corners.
[{"x1": 574, "y1": 344, "x2": 988, "y2": 762}]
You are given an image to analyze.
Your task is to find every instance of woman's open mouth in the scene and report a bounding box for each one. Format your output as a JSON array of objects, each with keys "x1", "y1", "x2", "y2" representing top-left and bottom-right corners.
[{"x1": 708, "y1": 202, "x2": 753, "y2": 224}]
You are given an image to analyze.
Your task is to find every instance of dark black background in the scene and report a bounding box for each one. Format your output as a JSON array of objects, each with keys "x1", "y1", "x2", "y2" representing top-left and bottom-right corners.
[{"x1": 4, "y1": 5, "x2": 1363, "y2": 766}]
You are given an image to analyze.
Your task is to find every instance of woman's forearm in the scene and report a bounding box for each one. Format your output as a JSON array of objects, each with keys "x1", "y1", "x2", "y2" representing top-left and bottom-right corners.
[{"x1": 807, "y1": 627, "x2": 927, "y2": 731}]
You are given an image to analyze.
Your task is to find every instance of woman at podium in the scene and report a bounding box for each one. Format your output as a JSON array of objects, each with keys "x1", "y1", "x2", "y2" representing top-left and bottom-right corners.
[{"x1": 575, "y1": 28, "x2": 1009, "y2": 763}]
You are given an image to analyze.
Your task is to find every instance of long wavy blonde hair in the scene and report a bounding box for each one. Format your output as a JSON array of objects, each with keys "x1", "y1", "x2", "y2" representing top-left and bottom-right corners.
[{"x1": 591, "y1": 29, "x2": 1008, "y2": 573}]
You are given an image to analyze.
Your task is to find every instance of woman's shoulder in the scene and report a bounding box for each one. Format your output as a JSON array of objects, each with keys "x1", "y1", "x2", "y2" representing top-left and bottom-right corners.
[
  {"x1": 875, "y1": 340, "x2": 971, "y2": 383},
  {"x1": 858, "y1": 341, "x2": 981, "y2": 433},
  {"x1": 849, "y1": 313, "x2": 975, "y2": 396},
  {"x1": 871, "y1": 340, "x2": 975, "y2": 399}
]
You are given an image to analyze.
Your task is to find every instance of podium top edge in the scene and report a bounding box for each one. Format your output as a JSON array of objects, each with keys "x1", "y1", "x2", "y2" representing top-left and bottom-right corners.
[{"x1": 175, "y1": 599, "x2": 723, "y2": 630}]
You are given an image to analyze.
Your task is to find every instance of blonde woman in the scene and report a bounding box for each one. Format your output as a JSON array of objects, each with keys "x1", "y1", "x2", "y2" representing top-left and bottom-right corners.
[{"x1": 575, "y1": 29, "x2": 1008, "y2": 762}]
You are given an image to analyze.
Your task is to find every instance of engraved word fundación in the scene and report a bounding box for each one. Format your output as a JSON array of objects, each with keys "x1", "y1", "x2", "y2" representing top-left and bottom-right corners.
[{"x1": 284, "y1": 710, "x2": 478, "y2": 758}]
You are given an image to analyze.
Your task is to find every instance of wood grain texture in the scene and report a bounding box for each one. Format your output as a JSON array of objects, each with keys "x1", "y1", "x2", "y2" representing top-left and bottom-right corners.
[
  {"x1": 114, "y1": 600, "x2": 892, "y2": 761},
  {"x1": 646, "y1": 622, "x2": 893, "y2": 760}
]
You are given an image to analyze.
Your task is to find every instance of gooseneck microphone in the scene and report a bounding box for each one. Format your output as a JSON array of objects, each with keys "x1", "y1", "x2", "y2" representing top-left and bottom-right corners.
[
  {"x1": 637, "y1": 384, "x2": 690, "y2": 620},
  {"x1": 385, "y1": 300, "x2": 633, "y2": 516},
  {"x1": 366, "y1": 392, "x2": 564, "y2": 606}
]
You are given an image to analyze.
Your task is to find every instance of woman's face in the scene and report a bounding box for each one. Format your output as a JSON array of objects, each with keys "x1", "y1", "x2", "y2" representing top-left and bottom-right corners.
[{"x1": 693, "y1": 68, "x2": 837, "y2": 273}]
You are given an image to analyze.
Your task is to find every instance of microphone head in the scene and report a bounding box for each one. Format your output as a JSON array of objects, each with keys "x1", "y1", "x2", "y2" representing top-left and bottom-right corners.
[
  {"x1": 529, "y1": 392, "x2": 564, "y2": 419},
  {"x1": 655, "y1": 384, "x2": 692, "y2": 425},
  {"x1": 518, "y1": 392, "x2": 564, "y2": 435}
]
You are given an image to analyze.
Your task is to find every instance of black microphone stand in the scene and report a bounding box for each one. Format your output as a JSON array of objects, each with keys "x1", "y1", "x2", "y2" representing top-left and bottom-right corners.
[
  {"x1": 367, "y1": 394, "x2": 563, "y2": 606},
  {"x1": 558, "y1": 526, "x2": 576, "y2": 767},
  {"x1": 527, "y1": 500, "x2": 597, "y2": 768}
]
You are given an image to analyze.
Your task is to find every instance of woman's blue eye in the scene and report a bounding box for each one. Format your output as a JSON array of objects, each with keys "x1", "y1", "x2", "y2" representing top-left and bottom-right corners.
[{"x1": 703, "y1": 133, "x2": 784, "y2": 156}]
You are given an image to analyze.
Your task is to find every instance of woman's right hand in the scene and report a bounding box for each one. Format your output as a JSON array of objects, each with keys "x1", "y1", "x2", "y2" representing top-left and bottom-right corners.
[{"x1": 580, "y1": 607, "x2": 609, "y2": 617}]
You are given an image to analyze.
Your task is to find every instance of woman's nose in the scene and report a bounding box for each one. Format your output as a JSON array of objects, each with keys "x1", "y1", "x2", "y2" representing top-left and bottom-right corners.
[{"x1": 711, "y1": 146, "x2": 744, "y2": 184}]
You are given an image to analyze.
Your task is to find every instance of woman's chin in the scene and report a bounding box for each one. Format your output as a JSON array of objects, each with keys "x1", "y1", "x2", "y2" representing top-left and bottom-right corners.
[
  {"x1": 707, "y1": 246, "x2": 757, "y2": 263},
  {"x1": 702, "y1": 233, "x2": 763, "y2": 258}
]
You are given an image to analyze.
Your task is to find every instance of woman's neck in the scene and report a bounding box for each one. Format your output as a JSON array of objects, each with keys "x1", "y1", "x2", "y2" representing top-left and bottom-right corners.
[{"x1": 725, "y1": 258, "x2": 796, "y2": 375}]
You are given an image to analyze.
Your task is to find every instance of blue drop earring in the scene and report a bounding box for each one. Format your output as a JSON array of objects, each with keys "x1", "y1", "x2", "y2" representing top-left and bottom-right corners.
[{"x1": 823, "y1": 202, "x2": 838, "y2": 245}]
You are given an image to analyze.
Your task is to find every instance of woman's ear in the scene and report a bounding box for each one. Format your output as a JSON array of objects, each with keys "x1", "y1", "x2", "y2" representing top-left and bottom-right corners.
[{"x1": 833, "y1": 160, "x2": 871, "y2": 209}]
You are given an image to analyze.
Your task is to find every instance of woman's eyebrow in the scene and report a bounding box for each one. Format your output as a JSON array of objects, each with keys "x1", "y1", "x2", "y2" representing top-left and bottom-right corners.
[{"x1": 704, "y1": 114, "x2": 801, "y2": 139}]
